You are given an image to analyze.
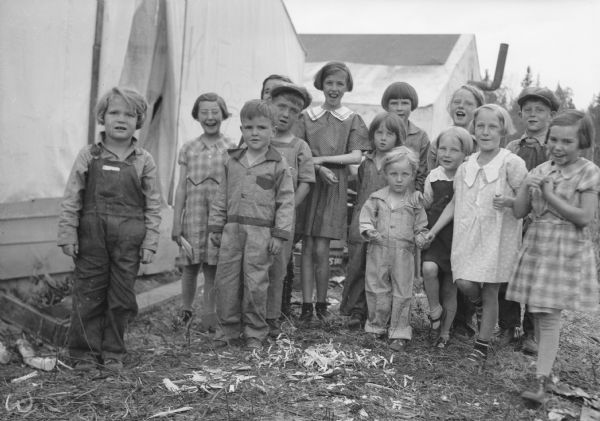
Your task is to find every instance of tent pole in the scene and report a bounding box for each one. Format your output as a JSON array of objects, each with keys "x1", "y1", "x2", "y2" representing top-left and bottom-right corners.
[{"x1": 88, "y1": 0, "x2": 105, "y2": 144}]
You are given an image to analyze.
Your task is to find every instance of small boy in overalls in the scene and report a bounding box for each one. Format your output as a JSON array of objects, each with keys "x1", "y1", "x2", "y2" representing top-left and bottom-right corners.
[
  {"x1": 208, "y1": 99, "x2": 295, "y2": 350},
  {"x1": 58, "y1": 87, "x2": 161, "y2": 371}
]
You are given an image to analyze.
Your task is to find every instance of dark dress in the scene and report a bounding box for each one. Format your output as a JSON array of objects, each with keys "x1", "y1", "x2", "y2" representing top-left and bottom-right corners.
[{"x1": 422, "y1": 168, "x2": 454, "y2": 274}]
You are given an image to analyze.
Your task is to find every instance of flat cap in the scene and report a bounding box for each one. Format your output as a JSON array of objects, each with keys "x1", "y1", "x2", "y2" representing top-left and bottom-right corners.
[{"x1": 517, "y1": 87, "x2": 560, "y2": 111}]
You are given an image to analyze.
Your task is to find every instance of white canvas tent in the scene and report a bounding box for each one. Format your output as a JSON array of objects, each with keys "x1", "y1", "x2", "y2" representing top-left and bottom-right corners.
[
  {"x1": 299, "y1": 34, "x2": 481, "y2": 139},
  {"x1": 0, "y1": 0, "x2": 305, "y2": 281}
]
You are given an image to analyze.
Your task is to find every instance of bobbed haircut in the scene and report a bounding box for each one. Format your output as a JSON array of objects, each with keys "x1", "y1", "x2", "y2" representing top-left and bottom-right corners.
[
  {"x1": 240, "y1": 99, "x2": 277, "y2": 126},
  {"x1": 449, "y1": 84, "x2": 485, "y2": 108},
  {"x1": 96, "y1": 87, "x2": 147, "y2": 129},
  {"x1": 261, "y1": 74, "x2": 292, "y2": 99},
  {"x1": 368, "y1": 112, "x2": 407, "y2": 149},
  {"x1": 473, "y1": 104, "x2": 516, "y2": 137},
  {"x1": 191, "y1": 92, "x2": 230, "y2": 121},
  {"x1": 313, "y1": 61, "x2": 353, "y2": 92},
  {"x1": 382, "y1": 146, "x2": 420, "y2": 175},
  {"x1": 547, "y1": 110, "x2": 595, "y2": 150},
  {"x1": 381, "y1": 82, "x2": 419, "y2": 111},
  {"x1": 434, "y1": 126, "x2": 474, "y2": 156}
]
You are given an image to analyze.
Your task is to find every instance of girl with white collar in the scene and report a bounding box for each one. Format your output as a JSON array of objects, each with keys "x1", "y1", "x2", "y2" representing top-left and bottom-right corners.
[
  {"x1": 295, "y1": 61, "x2": 370, "y2": 324},
  {"x1": 427, "y1": 104, "x2": 527, "y2": 368}
]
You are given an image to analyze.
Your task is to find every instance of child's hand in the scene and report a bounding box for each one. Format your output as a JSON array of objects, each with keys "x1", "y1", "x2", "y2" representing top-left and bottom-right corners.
[
  {"x1": 415, "y1": 231, "x2": 432, "y2": 250},
  {"x1": 492, "y1": 194, "x2": 514, "y2": 210},
  {"x1": 319, "y1": 167, "x2": 339, "y2": 185},
  {"x1": 541, "y1": 177, "x2": 555, "y2": 197},
  {"x1": 365, "y1": 229, "x2": 382, "y2": 243},
  {"x1": 61, "y1": 244, "x2": 78, "y2": 258},
  {"x1": 268, "y1": 237, "x2": 283, "y2": 255},
  {"x1": 209, "y1": 232, "x2": 222, "y2": 247},
  {"x1": 171, "y1": 225, "x2": 182, "y2": 245},
  {"x1": 425, "y1": 231, "x2": 436, "y2": 243},
  {"x1": 525, "y1": 174, "x2": 544, "y2": 190},
  {"x1": 140, "y1": 248, "x2": 154, "y2": 264}
]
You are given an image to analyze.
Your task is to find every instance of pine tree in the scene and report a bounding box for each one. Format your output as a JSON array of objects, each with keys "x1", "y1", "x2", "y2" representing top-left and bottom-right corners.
[
  {"x1": 555, "y1": 83, "x2": 575, "y2": 110},
  {"x1": 521, "y1": 66, "x2": 533, "y2": 88}
]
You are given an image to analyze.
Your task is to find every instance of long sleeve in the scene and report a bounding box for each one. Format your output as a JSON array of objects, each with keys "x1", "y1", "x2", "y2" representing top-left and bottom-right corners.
[
  {"x1": 359, "y1": 196, "x2": 378, "y2": 240},
  {"x1": 57, "y1": 147, "x2": 92, "y2": 246},
  {"x1": 272, "y1": 162, "x2": 295, "y2": 240},
  {"x1": 414, "y1": 205, "x2": 429, "y2": 235},
  {"x1": 140, "y1": 152, "x2": 162, "y2": 251},
  {"x1": 207, "y1": 162, "x2": 229, "y2": 233}
]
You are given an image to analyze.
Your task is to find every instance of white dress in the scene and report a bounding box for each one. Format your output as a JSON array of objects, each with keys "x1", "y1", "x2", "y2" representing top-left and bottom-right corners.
[{"x1": 451, "y1": 149, "x2": 527, "y2": 283}]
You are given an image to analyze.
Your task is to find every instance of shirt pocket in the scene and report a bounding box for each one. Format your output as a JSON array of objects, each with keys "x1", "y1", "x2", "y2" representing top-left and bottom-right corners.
[{"x1": 256, "y1": 174, "x2": 275, "y2": 190}]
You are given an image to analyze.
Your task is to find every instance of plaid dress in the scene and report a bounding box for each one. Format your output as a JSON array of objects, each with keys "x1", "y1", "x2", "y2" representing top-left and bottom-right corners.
[
  {"x1": 178, "y1": 135, "x2": 232, "y2": 264},
  {"x1": 506, "y1": 158, "x2": 600, "y2": 311}
]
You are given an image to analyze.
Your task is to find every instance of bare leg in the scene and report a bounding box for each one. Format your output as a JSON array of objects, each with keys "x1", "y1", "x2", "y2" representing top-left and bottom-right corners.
[
  {"x1": 301, "y1": 236, "x2": 315, "y2": 303},
  {"x1": 479, "y1": 283, "x2": 500, "y2": 341},
  {"x1": 181, "y1": 264, "x2": 201, "y2": 311},
  {"x1": 439, "y1": 273, "x2": 457, "y2": 339},
  {"x1": 422, "y1": 262, "x2": 442, "y2": 327},
  {"x1": 313, "y1": 237, "x2": 331, "y2": 302}
]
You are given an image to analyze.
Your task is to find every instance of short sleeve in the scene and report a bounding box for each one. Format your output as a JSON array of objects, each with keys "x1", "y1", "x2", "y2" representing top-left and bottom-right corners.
[
  {"x1": 423, "y1": 173, "x2": 434, "y2": 209},
  {"x1": 297, "y1": 139, "x2": 316, "y2": 183},
  {"x1": 178, "y1": 142, "x2": 190, "y2": 166},
  {"x1": 576, "y1": 161, "x2": 600, "y2": 194},
  {"x1": 506, "y1": 154, "x2": 528, "y2": 191},
  {"x1": 346, "y1": 114, "x2": 370, "y2": 152}
]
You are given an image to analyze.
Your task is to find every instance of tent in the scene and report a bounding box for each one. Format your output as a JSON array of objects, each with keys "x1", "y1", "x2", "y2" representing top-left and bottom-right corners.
[
  {"x1": 298, "y1": 34, "x2": 482, "y2": 139},
  {"x1": 0, "y1": 0, "x2": 305, "y2": 281}
]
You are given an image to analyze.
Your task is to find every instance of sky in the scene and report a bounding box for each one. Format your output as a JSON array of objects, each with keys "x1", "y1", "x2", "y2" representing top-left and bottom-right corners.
[{"x1": 283, "y1": 0, "x2": 600, "y2": 108}]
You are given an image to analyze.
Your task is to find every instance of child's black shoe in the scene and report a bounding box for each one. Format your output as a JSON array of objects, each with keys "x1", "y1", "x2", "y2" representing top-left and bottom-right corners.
[
  {"x1": 173, "y1": 309, "x2": 194, "y2": 330},
  {"x1": 315, "y1": 302, "x2": 332, "y2": 322},
  {"x1": 347, "y1": 312, "x2": 363, "y2": 329},
  {"x1": 299, "y1": 303, "x2": 314, "y2": 323}
]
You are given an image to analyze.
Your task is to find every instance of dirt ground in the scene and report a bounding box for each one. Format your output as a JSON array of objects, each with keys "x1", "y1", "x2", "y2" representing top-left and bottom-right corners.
[{"x1": 1, "y1": 274, "x2": 599, "y2": 421}]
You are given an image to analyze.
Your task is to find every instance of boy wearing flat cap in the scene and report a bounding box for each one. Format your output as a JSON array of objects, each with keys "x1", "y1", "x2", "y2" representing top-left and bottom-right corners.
[
  {"x1": 498, "y1": 86, "x2": 559, "y2": 354},
  {"x1": 265, "y1": 82, "x2": 316, "y2": 334}
]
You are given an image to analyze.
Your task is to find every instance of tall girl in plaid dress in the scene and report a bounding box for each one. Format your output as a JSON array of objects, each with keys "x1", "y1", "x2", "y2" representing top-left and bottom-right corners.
[
  {"x1": 428, "y1": 104, "x2": 527, "y2": 367},
  {"x1": 507, "y1": 111, "x2": 600, "y2": 403},
  {"x1": 172, "y1": 93, "x2": 233, "y2": 331},
  {"x1": 296, "y1": 62, "x2": 370, "y2": 322}
]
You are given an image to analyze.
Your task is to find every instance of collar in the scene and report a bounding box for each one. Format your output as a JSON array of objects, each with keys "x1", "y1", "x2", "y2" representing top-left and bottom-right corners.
[
  {"x1": 543, "y1": 157, "x2": 587, "y2": 180},
  {"x1": 307, "y1": 105, "x2": 354, "y2": 122},
  {"x1": 519, "y1": 131, "x2": 546, "y2": 147},
  {"x1": 197, "y1": 134, "x2": 228, "y2": 150},
  {"x1": 370, "y1": 186, "x2": 420, "y2": 207},
  {"x1": 97, "y1": 132, "x2": 143, "y2": 156},
  {"x1": 429, "y1": 166, "x2": 454, "y2": 182},
  {"x1": 463, "y1": 148, "x2": 510, "y2": 187},
  {"x1": 228, "y1": 145, "x2": 282, "y2": 162}
]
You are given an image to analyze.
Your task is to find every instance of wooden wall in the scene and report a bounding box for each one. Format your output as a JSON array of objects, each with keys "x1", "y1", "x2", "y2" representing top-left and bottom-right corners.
[{"x1": 0, "y1": 198, "x2": 178, "y2": 281}]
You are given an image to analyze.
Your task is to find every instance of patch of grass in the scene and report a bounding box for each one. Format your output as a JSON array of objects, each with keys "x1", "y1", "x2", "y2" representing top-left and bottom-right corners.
[{"x1": 1, "y1": 283, "x2": 598, "y2": 420}]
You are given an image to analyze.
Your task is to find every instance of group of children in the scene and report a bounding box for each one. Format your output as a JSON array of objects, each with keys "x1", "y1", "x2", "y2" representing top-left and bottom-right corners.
[{"x1": 58, "y1": 62, "x2": 599, "y2": 404}]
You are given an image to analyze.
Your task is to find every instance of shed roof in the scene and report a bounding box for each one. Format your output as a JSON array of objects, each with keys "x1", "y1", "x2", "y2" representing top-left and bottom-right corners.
[{"x1": 299, "y1": 34, "x2": 460, "y2": 66}]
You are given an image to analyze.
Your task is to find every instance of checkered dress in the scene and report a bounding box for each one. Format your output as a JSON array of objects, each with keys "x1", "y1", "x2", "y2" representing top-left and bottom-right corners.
[
  {"x1": 506, "y1": 158, "x2": 600, "y2": 311},
  {"x1": 178, "y1": 135, "x2": 232, "y2": 264}
]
